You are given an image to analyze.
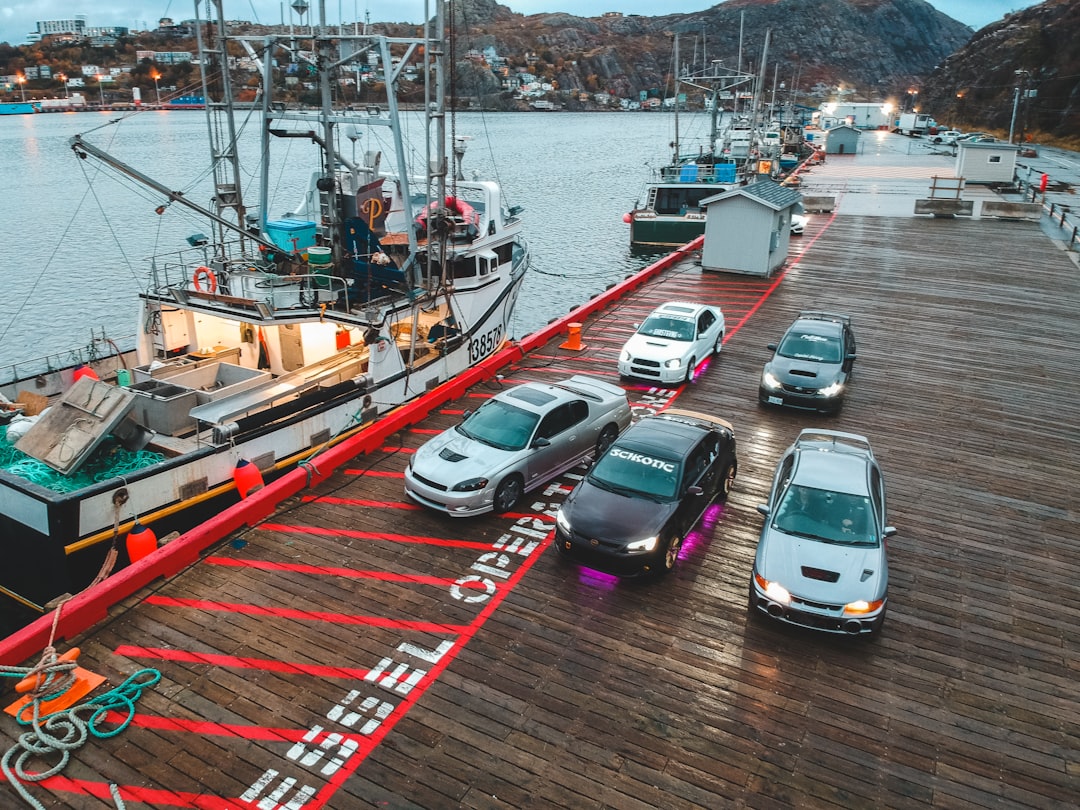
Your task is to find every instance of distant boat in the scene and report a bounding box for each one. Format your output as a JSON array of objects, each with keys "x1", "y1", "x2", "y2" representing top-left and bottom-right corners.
[
  {"x1": 0, "y1": 0, "x2": 529, "y2": 616},
  {"x1": 0, "y1": 102, "x2": 37, "y2": 115},
  {"x1": 626, "y1": 36, "x2": 753, "y2": 248}
]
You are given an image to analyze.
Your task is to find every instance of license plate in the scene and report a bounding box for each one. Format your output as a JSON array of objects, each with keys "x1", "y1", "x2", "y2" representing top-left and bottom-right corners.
[{"x1": 767, "y1": 396, "x2": 783, "y2": 405}]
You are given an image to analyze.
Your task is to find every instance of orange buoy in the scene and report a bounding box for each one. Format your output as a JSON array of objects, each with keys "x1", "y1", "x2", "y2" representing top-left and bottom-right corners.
[
  {"x1": 73, "y1": 364, "x2": 99, "y2": 382},
  {"x1": 126, "y1": 520, "x2": 157, "y2": 563},
  {"x1": 559, "y1": 322, "x2": 587, "y2": 352},
  {"x1": 233, "y1": 459, "x2": 264, "y2": 498}
]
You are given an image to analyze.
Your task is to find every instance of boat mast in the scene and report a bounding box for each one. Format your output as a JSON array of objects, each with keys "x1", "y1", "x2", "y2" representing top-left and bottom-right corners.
[
  {"x1": 201, "y1": 0, "x2": 253, "y2": 254},
  {"x1": 673, "y1": 33, "x2": 680, "y2": 165}
]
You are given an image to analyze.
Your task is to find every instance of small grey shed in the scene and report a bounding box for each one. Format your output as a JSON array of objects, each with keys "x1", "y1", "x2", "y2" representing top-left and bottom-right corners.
[
  {"x1": 823, "y1": 124, "x2": 860, "y2": 155},
  {"x1": 700, "y1": 180, "x2": 803, "y2": 277}
]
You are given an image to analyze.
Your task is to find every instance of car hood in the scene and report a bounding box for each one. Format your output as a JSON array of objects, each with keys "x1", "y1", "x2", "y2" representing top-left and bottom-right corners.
[
  {"x1": 757, "y1": 529, "x2": 886, "y2": 603},
  {"x1": 622, "y1": 332, "x2": 687, "y2": 361},
  {"x1": 412, "y1": 428, "x2": 515, "y2": 485},
  {"x1": 765, "y1": 355, "x2": 842, "y2": 388},
  {"x1": 563, "y1": 479, "x2": 675, "y2": 542}
]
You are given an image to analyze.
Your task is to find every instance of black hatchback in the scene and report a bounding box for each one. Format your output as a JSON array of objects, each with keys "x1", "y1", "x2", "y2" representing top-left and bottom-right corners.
[
  {"x1": 553, "y1": 409, "x2": 737, "y2": 578},
  {"x1": 758, "y1": 311, "x2": 857, "y2": 414}
]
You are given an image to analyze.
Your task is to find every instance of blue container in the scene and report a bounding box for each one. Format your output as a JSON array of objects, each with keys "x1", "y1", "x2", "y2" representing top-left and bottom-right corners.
[
  {"x1": 714, "y1": 163, "x2": 738, "y2": 183},
  {"x1": 266, "y1": 219, "x2": 317, "y2": 253},
  {"x1": 679, "y1": 163, "x2": 699, "y2": 182}
]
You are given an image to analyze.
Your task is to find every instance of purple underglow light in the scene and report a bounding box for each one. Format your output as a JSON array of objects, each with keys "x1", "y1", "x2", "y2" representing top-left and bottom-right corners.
[
  {"x1": 679, "y1": 503, "x2": 727, "y2": 559},
  {"x1": 578, "y1": 567, "x2": 621, "y2": 588}
]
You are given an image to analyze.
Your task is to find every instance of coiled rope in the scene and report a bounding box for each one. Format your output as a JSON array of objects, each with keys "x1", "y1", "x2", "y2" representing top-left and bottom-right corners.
[{"x1": 0, "y1": 647, "x2": 160, "y2": 810}]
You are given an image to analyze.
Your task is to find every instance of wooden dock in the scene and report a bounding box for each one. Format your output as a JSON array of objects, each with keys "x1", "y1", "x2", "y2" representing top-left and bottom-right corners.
[{"x1": 2, "y1": 180, "x2": 1078, "y2": 806}]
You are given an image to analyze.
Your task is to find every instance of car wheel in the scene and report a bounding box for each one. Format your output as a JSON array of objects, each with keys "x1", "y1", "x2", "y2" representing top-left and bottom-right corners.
[
  {"x1": 717, "y1": 462, "x2": 737, "y2": 501},
  {"x1": 492, "y1": 475, "x2": 524, "y2": 514},
  {"x1": 713, "y1": 333, "x2": 724, "y2": 355},
  {"x1": 684, "y1": 357, "x2": 696, "y2": 384},
  {"x1": 595, "y1": 424, "x2": 618, "y2": 458},
  {"x1": 660, "y1": 533, "x2": 683, "y2": 573}
]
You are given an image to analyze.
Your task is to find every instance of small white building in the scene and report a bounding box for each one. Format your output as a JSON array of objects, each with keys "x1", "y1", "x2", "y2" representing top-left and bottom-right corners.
[
  {"x1": 700, "y1": 180, "x2": 804, "y2": 276},
  {"x1": 955, "y1": 141, "x2": 1017, "y2": 185}
]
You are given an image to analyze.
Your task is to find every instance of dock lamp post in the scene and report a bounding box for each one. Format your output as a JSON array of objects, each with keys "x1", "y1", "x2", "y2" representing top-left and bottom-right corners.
[
  {"x1": 151, "y1": 70, "x2": 161, "y2": 106},
  {"x1": 57, "y1": 73, "x2": 69, "y2": 98},
  {"x1": 16, "y1": 75, "x2": 26, "y2": 102},
  {"x1": 97, "y1": 75, "x2": 105, "y2": 107},
  {"x1": 1008, "y1": 70, "x2": 1029, "y2": 144}
]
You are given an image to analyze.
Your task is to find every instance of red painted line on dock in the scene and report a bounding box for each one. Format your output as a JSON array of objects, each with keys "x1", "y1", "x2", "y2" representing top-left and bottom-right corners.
[
  {"x1": 300, "y1": 495, "x2": 420, "y2": 510},
  {"x1": 33, "y1": 777, "x2": 227, "y2": 810},
  {"x1": 115, "y1": 645, "x2": 372, "y2": 680},
  {"x1": 205, "y1": 556, "x2": 467, "y2": 587},
  {"x1": 259, "y1": 522, "x2": 495, "y2": 551},
  {"x1": 143, "y1": 595, "x2": 470, "y2": 634},
  {"x1": 409, "y1": 427, "x2": 442, "y2": 434},
  {"x1": 126, "y1": 712, "x2": 321, "y2": 743},
  {"x1": 308, "y1": 530, "x2": 556, "y2": 805},
  {"x1": 379, "y1": 445, "x2": 415, "y2": 453}
]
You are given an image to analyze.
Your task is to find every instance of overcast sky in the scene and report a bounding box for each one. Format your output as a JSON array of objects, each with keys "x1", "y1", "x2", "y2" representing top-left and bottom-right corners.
[{"x1": 0, "y1": 0, "x2": 1043, "y2": 49}]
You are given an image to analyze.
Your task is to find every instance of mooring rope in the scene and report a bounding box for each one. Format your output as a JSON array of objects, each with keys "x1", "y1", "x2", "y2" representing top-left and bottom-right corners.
[{"x1": 0, "y1": 652, "x2": 160, "y2": 810}]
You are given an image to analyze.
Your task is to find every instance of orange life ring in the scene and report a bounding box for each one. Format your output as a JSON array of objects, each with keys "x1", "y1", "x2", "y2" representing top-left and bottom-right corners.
[{"x1": 193, "y1": 266, "x2": 217, "y2": 293}]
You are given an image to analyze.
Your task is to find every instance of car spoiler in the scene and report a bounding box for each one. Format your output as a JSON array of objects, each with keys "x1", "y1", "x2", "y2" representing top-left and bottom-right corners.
[
  {"x1": 794, "y1": 428, "x2": 872, "y2": 455},
  {"x1": 553, "y1": 374, "x2": 628, "y2": 401},
  {"x1": 659, "y1": 408, "x2": 735, "y2": 435},
  {"x1": 797, "y1": 310, "x2": 851, "y2": 326}
]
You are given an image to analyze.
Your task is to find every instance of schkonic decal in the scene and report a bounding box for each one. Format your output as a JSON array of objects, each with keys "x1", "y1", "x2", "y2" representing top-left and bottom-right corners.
[{"x1": 609, "y1": 448, "x2": 676, "y2": 473}]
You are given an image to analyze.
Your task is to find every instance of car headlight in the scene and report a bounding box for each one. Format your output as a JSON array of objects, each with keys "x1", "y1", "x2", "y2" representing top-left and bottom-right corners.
[
  {"x1": 663, "y1": 358, "x2": 682, "y2": 370},
  {"x1": 556, "y1": 508, "x2": 572, "y2": 535},
  {"x1": 451, "y1": 477, "x2": 489, "y2": 492},
  {"x1": 627, "y1": 536, "x2": 658, "y2": 552},
  {"x1": 755, "y1": 572, "x2": 791, "y2": 604},
  {"x1": 842, "y1": 598, "x2": 884, "y2": 616},
  {"x1": 818, "y1": 381, "x2": 844, "y2": 397},
  {"x1": 761, "y1": 370, "x2": 781, "y2": 391}
]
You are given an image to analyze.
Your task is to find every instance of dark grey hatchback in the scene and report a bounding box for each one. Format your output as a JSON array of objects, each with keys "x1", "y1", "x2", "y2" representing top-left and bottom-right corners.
[{"x1": 758, "y1": 311, "x2": 856, "y2": 414}]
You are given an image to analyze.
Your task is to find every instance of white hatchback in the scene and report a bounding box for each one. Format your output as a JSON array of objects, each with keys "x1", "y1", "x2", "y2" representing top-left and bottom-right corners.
[{"x1": 617, "y1": 301, "x2": 725, "y2": 385}]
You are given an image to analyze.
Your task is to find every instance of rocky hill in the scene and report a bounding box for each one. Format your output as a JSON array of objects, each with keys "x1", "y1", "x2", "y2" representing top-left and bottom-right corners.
[
  {"x1": 446, "y1": 0, "x2": 974, "y2": 102},
  {"x1": 919, "y1": 0, "x2": 1080, "y2": 143}
]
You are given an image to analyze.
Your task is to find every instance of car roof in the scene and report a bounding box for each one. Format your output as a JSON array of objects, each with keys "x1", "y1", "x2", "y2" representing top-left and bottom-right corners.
[
  {"x1": 498, "y1": 381, "x2": 573, "y2": 413},
  {"x1": 650, "y1": 301, "x2": 711, "y2": 319},
  {"x1": 791, "y1": 446, "x2": 872, "y2": 495},
  {"x1": 786, "y1": 317, "x2": 844, "y2": 338},
  {"x1": 614, "y1": 415, "x2": 706, "y2": 460}
]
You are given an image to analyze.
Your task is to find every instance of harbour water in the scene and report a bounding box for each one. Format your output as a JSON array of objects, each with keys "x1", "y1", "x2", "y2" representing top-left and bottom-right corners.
[{"x1": 0, "y1": 109, "x2": 707, "y2": 372}]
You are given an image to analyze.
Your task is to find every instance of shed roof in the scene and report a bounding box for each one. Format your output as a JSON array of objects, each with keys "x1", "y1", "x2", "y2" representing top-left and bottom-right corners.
[
  {"x1": 824, "y1": 124, "x2": 860, "y2": 134},
  {"x1": 700, "y1": 179, "x2": 803, "y2": 212}
]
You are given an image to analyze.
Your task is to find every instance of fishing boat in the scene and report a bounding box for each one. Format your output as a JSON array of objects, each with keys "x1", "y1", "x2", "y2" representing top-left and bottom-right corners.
[
  {"x1": 0, "y1": 0, "x2": 528, "y2": 623},
  {"x1": 626, "y1": 38, "x2": 755, "y2": 248}
]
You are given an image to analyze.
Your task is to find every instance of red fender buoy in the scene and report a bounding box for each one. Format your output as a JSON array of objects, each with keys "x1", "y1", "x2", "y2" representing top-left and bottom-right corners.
[
  {"x1": 73, "y1": 364, "x2": 99, "y2": 382},
  {"x1": 233, "y1": 459, "x2": 264, "y2": 499},
  {"x1": 126, "y1": 520, "x2": 157, "y2": 563}
]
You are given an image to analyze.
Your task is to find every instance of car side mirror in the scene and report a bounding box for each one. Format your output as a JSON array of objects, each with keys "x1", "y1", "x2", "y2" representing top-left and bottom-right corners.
[
  {"x1": 884, "y1": 526, "x2": 897, "y2": 538},
  {"x1": 461, "y1": 409, "x2": 473, "y2": 420},
  {"x1": 687, "y1": 485, "x2": 703, "y2": 496},
  {"x1": 766, "y1": 343, "x2": 777, "y2": 351},
  {"x1": 532, "y1": 437, "x2": 551, "y2": 449},
  {"x1": 846, "y1": 353, "x2": 857, "y2": 361},
  {"x1": 756, "y1": 504, "x2": 770, "y2": 517}
]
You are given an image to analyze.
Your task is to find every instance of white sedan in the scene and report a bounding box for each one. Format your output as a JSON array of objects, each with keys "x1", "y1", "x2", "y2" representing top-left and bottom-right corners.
[{"x1": 617, "y1": 301, "x2": 725, "y2": 385}]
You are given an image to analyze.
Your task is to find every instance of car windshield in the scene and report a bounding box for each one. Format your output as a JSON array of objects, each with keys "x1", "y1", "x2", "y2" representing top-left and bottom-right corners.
[
  {"x1": 457, "y1": 399, "x2": 539, "y2": 451},
  {"x1": 588, "y1": 444, "x2": 682, "y2": 501},
  {"x1": 772, "y1": 484, "x2": 877, "y2": 546},
  {"x1": 638, "y1": 315, "x2": 695, "y2": 342},
  {"x1": 777, "y1": 330, "x2": 843, "y2": 363}
]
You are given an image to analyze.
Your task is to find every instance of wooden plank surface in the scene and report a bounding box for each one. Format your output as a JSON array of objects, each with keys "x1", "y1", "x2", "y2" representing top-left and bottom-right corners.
[{"x1": 3, "y1": 211, "x2": 1078, "y2": 809}]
